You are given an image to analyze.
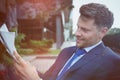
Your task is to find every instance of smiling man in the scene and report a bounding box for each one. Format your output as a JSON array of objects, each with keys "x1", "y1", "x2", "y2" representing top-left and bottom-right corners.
[{"x1": 13, "y1": 3, "x2": 120, "y2": 80}]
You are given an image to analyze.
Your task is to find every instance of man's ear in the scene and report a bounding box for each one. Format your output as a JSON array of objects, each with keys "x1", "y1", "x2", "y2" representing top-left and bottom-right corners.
[
  {"x1": 99, "y1": 27, "x2": 109, "y2": 39},
  {"x1": 102, "y1": 27, "x2": 109, "y2": 34}
]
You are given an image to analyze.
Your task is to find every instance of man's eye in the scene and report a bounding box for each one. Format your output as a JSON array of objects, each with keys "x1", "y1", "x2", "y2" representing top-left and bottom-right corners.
[{"x1": 81, "y1": 28, "x2": 89, "y2": 32}]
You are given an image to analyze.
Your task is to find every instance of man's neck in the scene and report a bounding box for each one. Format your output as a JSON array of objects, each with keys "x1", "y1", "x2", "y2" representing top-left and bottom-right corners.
[{"x1": 84, "y1": 41, "x2": 102, "y2": 52}]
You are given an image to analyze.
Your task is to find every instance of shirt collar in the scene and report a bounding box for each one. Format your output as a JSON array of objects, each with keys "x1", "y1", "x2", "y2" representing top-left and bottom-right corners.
[{"x1": 84, "y1": 41, "x2": 102, "y2": 52}]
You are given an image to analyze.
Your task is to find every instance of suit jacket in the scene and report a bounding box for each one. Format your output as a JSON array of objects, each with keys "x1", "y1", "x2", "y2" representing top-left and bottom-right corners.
[{"x1": 40, "y1": 43, "x2": 120, "y2": 80}]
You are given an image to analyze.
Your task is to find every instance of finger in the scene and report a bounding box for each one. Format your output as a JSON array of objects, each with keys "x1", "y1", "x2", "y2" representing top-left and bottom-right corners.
[
  {"x1": 13, "y1": 51, "x2": 21, "y2": 60},
  {"x1": 13, "y1": 63, "x2": 26, "y2": 78},
  {"x1": 13, "y1": 51, "x2": 27, "y2": 66}
]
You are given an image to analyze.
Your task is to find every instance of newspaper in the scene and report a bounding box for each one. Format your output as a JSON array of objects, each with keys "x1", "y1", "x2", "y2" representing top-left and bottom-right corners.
[{"x1": 0, "y1": 24, "x2": 17, "y2": 60}]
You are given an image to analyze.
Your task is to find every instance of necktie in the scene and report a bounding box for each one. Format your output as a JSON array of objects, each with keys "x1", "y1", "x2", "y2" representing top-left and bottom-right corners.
[{"x1": 56, "y1": 48, "x2": 86, "y2": 80}]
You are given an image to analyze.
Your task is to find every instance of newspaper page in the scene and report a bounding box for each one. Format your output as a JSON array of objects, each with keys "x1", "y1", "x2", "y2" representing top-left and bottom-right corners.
[{"x1": 0, "y1": 24, "x2": 17, "y2": 62}]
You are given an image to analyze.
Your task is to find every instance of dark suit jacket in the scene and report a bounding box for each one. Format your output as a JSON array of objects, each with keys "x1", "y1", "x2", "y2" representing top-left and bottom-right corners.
[{"x1": 39, "y1": 43, "x2": 120, "y2": 80}]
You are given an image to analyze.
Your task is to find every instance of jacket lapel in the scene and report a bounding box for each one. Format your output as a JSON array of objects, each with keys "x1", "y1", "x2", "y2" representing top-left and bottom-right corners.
[{"x1": 66, "y1": 43, "x2": 106, "y2": 74}]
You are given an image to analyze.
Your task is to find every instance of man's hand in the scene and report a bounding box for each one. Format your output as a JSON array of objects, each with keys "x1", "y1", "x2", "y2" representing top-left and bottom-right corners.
[{"x1": 13, "y1": 51, "x2": 42, "y2": 80}]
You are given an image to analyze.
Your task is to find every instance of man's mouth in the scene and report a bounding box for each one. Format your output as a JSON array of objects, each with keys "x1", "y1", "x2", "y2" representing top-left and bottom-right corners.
[{"x1": 76, "y1": 39, "x2": 83, "y2": 43}]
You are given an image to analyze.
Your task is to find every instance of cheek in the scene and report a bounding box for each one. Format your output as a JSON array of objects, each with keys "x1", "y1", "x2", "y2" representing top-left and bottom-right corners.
[
  {"x1": 84, "y1": 33, "x2": 95, "y2": 39},
  {"x1": 84, "y1": 32, "x2": 98, "y2": 42}
]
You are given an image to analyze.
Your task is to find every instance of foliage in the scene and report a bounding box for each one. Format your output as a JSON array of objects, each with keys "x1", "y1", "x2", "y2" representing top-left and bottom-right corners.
[
  {"x1": 15, "y1": 33, "x2": 25, "y2": 44},
  {"x1": 15, "y1": 32, "x2": 54, "y2": 54},
  {"x1": 107, "y1": 28, "x2": 120, "y2": 34},
  {"x1": 48, "y1": 49, "x2": 60, "y2": 55},
  {"x1": 15, "y1": 33, "x2": 28, "y2": 49},
  {"x1": 17, "y1": 1, "x2": 56, "y2": 21},
  {"x1": 29, "y1": 39, "x2": 54, "y2": 54},
  {"x1": 0, "y1": 41, "x2": 13, "y2": 66},
  {"x1": 103, "y1": 32, "x2": 120, "y2": 53},
  {"x1": 103, "y1": 28, "x2": 120, "y2": 53},
  {"x1": 15, "y1": 33, "x2": 34, "y2": 55},
  {"x1": 17, "y1": 48, "x2": 34, "y2": 55}
]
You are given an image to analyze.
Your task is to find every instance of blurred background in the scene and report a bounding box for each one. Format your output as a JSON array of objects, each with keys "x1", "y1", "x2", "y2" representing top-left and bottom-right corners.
[
  {"x1": 0, "y1": 0, "x2": 120, "y2": 79},
  {"x1": 1, "y1": 0, "x2": 120, "y2": 55}
]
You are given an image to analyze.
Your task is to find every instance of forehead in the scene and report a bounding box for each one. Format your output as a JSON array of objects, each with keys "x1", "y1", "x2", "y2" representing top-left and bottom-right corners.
[{"x1": 77, "y1": 16, "x2": 96, "y2": 26}]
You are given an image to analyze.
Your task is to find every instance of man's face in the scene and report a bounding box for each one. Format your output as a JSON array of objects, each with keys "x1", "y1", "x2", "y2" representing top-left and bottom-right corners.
[{"x1": 75, "y1": 16, "x2": 106, "y2": 48}]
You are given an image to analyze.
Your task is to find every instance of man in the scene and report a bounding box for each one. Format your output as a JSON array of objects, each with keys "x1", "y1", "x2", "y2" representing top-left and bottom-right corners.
[{"x1": 14, "y1": 3, "x2": 120, "y2": 80}]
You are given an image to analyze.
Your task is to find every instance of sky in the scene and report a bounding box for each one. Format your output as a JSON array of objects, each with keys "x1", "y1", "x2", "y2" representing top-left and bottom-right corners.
[{"x1": 72, "y1": 0, "x2": 120, "y2": 33}]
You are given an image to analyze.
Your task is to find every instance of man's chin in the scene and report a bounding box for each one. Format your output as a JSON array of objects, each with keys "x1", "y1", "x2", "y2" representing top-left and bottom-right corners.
[{"x1": 76, "y1": 44, "x2": 83, "y2": 48}]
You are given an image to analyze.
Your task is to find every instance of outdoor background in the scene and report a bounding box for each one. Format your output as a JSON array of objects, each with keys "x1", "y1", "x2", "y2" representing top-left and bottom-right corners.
[{"x1": 0, "y1": 0, "x2": 120, "y2": 79}]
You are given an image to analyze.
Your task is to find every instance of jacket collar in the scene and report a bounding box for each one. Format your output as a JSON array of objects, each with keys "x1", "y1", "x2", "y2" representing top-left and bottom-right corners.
[{"x1": 63, "y1": 42, "x2": 106, "y2": 77}]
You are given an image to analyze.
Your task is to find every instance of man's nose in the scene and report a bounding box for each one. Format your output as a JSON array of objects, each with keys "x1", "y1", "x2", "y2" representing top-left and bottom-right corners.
[{"x1": 75, "y1": 29, "x2": 81, "y2": 36}]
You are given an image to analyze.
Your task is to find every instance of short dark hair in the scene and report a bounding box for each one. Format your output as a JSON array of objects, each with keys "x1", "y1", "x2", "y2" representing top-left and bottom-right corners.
[{"x1": 80, "y1": 3, "x2": 114, "y2": 29}]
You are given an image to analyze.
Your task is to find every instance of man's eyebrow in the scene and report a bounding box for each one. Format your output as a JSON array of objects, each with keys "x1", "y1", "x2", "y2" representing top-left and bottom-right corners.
[{"x1": 81, "y1": 26, "x2": 91, "y2": 31}]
